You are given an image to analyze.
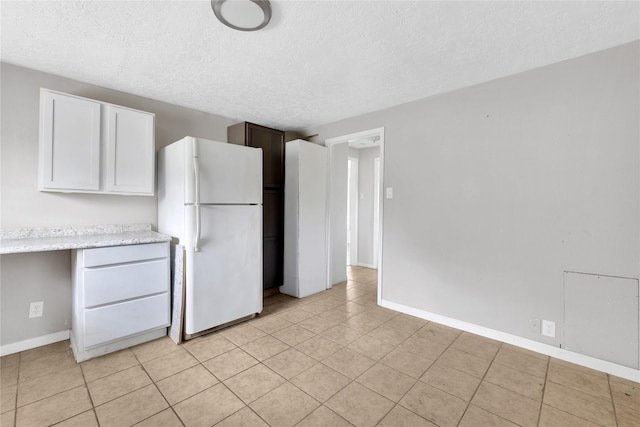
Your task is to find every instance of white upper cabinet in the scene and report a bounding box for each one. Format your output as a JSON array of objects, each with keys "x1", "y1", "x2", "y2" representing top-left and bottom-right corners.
[
  {"x1": 39, "y1": 90, "x2": 101, "y2": 192},
  {"x1": 39, "y1": 89, "x2": 156, "y2": 196},
  {"x1": 105, "y1": 105, "x2": 155, "y2": 195}
]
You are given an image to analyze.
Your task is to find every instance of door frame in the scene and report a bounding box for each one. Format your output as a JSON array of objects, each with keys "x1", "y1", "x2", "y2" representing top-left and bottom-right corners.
[
  {"x1": 373, "y1": 157, "x2": 381, "y2": 268},
  {"x1": 325, "y1": 127, "x2": 384, "y2": 302}
]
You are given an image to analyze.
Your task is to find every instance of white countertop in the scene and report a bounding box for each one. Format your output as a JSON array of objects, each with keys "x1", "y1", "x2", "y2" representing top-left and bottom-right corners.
[{"x1": 0, "y1": 224, "x2": 172, "y2": 255}]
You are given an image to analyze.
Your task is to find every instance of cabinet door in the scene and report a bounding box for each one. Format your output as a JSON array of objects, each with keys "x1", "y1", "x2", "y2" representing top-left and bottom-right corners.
[
  {"x1": 39, "y1": 90, "x2": 101, "y2": 191},
  {"x1": 244, "y1": 123, "x2": 285, "y2": 289},
  {"x1": 246, "y1": 123, "x2": 285, "y2": 188},
  {"x1": 105, "y1": 106, "x2": 155, "y2": 195}
]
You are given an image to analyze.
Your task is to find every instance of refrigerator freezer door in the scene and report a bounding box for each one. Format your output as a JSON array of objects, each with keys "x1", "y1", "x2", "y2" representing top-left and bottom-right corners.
[
  {"x1": 185, "y1": 137, "x2": 262, "y2": 205},
  {"x1": 184, "y1": 204, "x2": 263, "y2": 335}
]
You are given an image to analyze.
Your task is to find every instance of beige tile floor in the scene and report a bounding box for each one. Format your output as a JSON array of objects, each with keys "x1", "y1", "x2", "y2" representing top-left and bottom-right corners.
[{"x1": 2, "y1": 266, "x2": 639, "y2": 426}]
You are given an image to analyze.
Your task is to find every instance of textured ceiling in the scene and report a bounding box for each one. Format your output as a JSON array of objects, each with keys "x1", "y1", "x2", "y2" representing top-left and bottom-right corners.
[{"x1": 1, "y1": 1, "x2": 638, "y2": 131}]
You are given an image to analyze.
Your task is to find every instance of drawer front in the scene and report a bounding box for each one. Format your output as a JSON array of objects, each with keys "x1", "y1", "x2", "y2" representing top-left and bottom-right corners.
[
  {"x1": 83, "y1": 242, "x2": 168, "y2": 267},
  {"x1": 84, "y1": 293, "x2": 170, "y2": 348},
  {"x1": 84, "y1": 259, "x2": 169, "y2": 307}
]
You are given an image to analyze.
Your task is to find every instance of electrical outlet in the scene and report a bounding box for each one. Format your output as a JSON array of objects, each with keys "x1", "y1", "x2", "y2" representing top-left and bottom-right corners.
[
  {"x1": 530, "y1": 318, "x2": 540, "y2": 333},
  {"x1": 385, "y1": 187, "x2": 393, "y2": 199},
  {"x1": 542, "y1": 320, "x2": 555, "y2": 338},
  {"x1": 29, "y1": 301, "x2": 44, "y2": 318}
]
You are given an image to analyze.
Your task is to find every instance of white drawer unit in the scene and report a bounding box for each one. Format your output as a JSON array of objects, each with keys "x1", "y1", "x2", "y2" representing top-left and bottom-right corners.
[{"x1": 71, "y1": 242, "x2": 170, "y2": 362}]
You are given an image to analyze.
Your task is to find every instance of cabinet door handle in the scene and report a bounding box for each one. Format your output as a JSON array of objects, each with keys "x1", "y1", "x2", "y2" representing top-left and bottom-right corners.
[{"x1": 192, "y1": 138, "x2": 201, "y2": 252}]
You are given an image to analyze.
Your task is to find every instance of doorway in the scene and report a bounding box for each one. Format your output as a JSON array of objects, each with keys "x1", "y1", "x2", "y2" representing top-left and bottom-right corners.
[
  {"x1": 347, "y1": 147, "x2": 379, "y2": 269},
  {"x1": 325, "y1": 128, "x2": 384, "y2": 299}
]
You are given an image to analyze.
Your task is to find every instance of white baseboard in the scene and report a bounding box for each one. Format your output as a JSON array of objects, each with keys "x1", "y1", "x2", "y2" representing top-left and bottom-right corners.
[
  {"x1": 331, "y1": 274, "x2": 348, "y2": 287},
  {"x1": 0, "y1": 330, "x2": 70, "y2": 356},
  {"x1": 71, "y1": 328, "x2": 167, "y2": 363},
  {"x1": 380, "y1": 298, "x2": 640, "y2": 383},
  {"x1": 355, "y1": 262, "x2": 376, "y2": 269}
]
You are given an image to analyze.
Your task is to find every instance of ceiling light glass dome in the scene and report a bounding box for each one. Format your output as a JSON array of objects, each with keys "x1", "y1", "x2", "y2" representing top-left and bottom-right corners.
[{"x1": 211, "y1": 0, "x2": 272, "y2": 32}]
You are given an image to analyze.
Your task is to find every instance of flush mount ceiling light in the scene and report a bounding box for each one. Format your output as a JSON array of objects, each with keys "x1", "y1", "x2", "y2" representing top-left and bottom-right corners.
[{"x1": 211, "y1": 0, "x2": 272, "y2": 31}]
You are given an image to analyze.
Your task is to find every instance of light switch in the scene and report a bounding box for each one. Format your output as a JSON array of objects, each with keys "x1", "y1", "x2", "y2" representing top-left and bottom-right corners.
[{"x1": 385, "y1": 187, "x2": 393, "y2": 199}]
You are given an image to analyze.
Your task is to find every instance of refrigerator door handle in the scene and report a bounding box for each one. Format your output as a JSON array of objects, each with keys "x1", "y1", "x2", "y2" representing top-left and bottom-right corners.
[{"x1": 192, "y1": 138, "x2": 201, "y2": 252}]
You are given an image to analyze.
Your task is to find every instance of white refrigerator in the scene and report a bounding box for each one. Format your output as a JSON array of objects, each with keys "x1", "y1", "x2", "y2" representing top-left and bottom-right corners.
[{"x1": 158, "y1": 136, "x2": 263, "y2": 337}]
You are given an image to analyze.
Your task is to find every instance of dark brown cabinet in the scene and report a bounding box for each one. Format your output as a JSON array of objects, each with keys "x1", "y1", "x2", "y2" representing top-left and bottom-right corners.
[{"x1": 228, "y1": 122, "x2": 285, "y2": 291}]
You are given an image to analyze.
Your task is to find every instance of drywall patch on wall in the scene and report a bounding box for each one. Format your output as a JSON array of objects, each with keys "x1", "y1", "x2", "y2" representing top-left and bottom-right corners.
[{"x1": 564, "y1": 271, "x2": 639, "y2": 369}]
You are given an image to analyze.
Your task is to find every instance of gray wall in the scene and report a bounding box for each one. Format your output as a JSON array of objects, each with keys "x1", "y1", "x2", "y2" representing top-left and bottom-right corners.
[
  {"x1": 0, "y1": 63, "x2": 235, "y2": 346},
  {"x1": 304, "y1": 42, "x2": 639, "y2": 351}
]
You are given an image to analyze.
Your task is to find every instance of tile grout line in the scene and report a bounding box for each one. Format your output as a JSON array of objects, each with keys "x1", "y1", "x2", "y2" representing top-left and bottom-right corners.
[
  {"x1": 133, "y1": 348, "x2": 186, "y2": 427},
  {"x1": 93, "y1": 350, "x2": 169, "y2": 426},
  {"x1": 449, "y1": 335, "x2": 503, "y2": 426},
  {"x1": 350, "y1": 314, "x2": 434, "y2": 425},
  {"x1": 136, "y1": 341, "x2": 214, "y2": 426},
  {"x1": 267, "y1": 286, "x2": 392, "y2": 426},
  {"x1": 540, "y1": 364, "x2": 616, "y2": 426},
  {"x1": 440, "y1": 332, "x2": 508, "y2": 425},
  {"x1": 463, "y1": 346, "x2": 550, "y2": 426},
  {"x1": 268, "y1": 311, "x2": 360, "y2": 426},
  {"x1": 291, "y1": 303, "x2": 377, "y2": 408},
  {"x1": 544, "y1": 362, "x2": 623, "y2": 415},
  {"x1": 78, "y1": 360, "x2": 101, "y2": 427},
  {"x1": 210, "y1": 346, "x2": 308, "y2": 426},
  {"x1": 607, "y1": 374, "x2": 620, "y2": 427},
  {"x1": 14, "y1": 350, "x2": 97, "y2": 426},
  {"x1": 12, "y1": 352, "x2": 21, "y2": 427},
  {"x1": 382, "y1": 317, "x2": 469, "y2": 425},
  {"x1": 208, "y1": 377, "x2": 259, "y2": 427},
  {"x1": 98, "y1": 347, "x2": 197, "y2": 425},
  {"x1": 537, "y1": 347, "x2": 551, "y2": 426},
  {"x1": 200, "y1": 339, "x2": 288, "y2": 425},
  {"x1": 294, "y1": 404, "x2": 355, "y2": 427},
  {"x1": 454, "y1": 341, "x2": 550, "y2": 424},
  {"x1": 546, "y1": 361, "x2": 620, "y2": 401},
  {"x1": 166, "y1": 359, "x2": 228, "y2": 425}
]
